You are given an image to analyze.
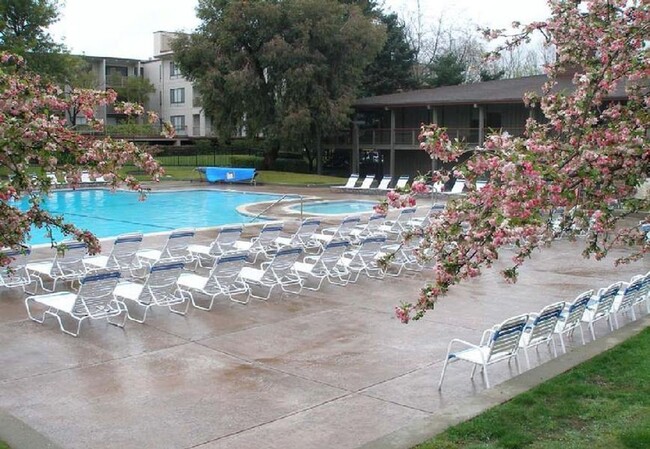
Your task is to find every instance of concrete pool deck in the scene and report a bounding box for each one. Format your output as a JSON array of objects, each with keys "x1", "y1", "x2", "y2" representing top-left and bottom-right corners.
[{"x1": 0, "y1": 182, "x2": 648, "y2": 449}]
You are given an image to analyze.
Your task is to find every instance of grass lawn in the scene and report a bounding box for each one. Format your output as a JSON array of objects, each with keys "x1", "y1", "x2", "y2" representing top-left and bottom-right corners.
[
  {"x1": 0, "y1": 441, "x2": 9, "y2": 449},
  {"x1": 416, "y1": 327, "x2": 650, "y2": 449}
]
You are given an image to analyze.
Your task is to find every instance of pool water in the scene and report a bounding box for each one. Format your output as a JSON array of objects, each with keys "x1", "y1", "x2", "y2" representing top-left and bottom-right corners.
[
  {"x1": 294, "y1": 200, "x2": 376, "y2": 215},
  {"x1": 14, "y1": 189, "x2": 286, "y2": 245}
]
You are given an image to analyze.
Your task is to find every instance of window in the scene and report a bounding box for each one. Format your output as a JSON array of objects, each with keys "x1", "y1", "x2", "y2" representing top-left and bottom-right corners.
[
  {"x1": 106, "y1": 65, "x2": 128, "y2": 77},
  {"x1": 170, "y1": 88, "x2": 185, "y2": 104},
  {"x1": 170, "y1": 115, "x2": 185, "y2": 132},
  {"x1": 170, "y1": 61, "x2": 181, "y2": 78}
]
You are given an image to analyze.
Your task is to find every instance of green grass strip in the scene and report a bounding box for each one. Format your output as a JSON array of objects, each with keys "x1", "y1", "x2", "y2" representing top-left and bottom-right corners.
[{"x1": 416, "y1": 327, "x2": 650, "y2": 449}]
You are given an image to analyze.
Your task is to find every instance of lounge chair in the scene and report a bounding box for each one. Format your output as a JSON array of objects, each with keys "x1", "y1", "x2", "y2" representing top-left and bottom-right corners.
[
  {"x1": 438, "y1": 314, "x2": 529, "y2": 389},
  {"x1": 136, "y1": 228, "x2": 195, "y2": 266},
  {"x1": 0, "y1": 246, "x2": 32, "y2": 290},
  {"x1": 244, "y1": 223, "x2": 285, "y2": 262},
  {"x1": 378, "y1": 207, "x2": 417, "y2": 239},
  {"x1": 238, "y1": 246, "x2": 304, "y2": 300},
  {"x1": 332, "y1": 174, "x2": 360, "y2": 191},
  {"x1": 80, "y1": 171, "x2": 107, "y2": 185},
  {"x1": 349, "y1": 213, "x2": 387, "y2": 242},
  {"x1": 177, "y1": 251, "x2": 251, "y2": 308},
  {"x1": 352, "y1": 175, "x2": 375, "y2": 190},
  {"x1": 273, "y1": 218, "x2": 321, "y2": 252},
  {"x1": 25, "y1": 241, "x2": 89, "y2": 293},
  {"x1": 444, "y1": 178, "x2": 466, "y2": 195},
  {"x1": 83, "y1": 232, "x2": 144, "y2": 274},
  {"x1": 611, "y1": 276, "x2": 645, "y2": 327},
  {"x1": 45, "y1": 172, "x2": 60, "y2": 188},
  {"x1": 338, "y1": 235, "x2": 387, "y2": 282},
  {"x1": 293, "y1": 239, "x2": 351, "y2": 290},
  {"x1": 630, "y1": 271, "x2": 650, "y2": 314},
  {"x1": 312, "y1": 216, "x2": 361, "y2": 246},
  {"x1": 553, "y1": 290, "x2": 593, "y2": 353},
  {"x1": 519, "y1": 301, "x2": 565, "y2": 369},
  {"x1": 114, "y1": 260, "x2": 188, "y2": 323},
  {"x1": 25, "y1": 270, "x2": 126, "y2": 337},
  {"x1": 375, "y1": 176, "x2": 392, "y2": 191},
  {"x1": 393, "y1": 175, "x2": 410, "y2": 190},
  {"x1": 476, "y1": 180, "x2": 487, "y2": 191},
  {"x1": 187, "y1": 225, "x2": 244, "y2": 268},
  {"x1": 581, "y1": 282, "x2": 622, "y2": 340}
]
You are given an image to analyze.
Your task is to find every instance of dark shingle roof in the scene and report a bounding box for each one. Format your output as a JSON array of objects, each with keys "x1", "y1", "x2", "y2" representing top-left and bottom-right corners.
[{"x1": 354, "y1": 74, "x2": 628, "y2": 108}]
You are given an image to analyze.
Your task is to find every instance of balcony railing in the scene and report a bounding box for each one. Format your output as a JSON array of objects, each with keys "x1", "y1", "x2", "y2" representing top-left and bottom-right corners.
[{"x1": 327, "y1": 127, "x2": 527, "y2": 148}]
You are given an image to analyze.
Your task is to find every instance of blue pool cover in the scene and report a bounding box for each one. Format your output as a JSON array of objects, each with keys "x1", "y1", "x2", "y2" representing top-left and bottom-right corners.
[{"x1": 198, "y1": 167, "x2": 256, "y2": 183}]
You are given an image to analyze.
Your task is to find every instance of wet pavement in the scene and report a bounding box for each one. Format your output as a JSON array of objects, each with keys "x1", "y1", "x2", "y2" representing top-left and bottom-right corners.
[{"x1": 0, "y1": 181, "x2": 648, "y2": 448}]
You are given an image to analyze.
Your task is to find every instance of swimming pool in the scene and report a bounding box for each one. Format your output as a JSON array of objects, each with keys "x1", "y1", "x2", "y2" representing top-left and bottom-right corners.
[
  {"x1": 290, "y1": 200, "x2": 376, "y2": 216},
  {"x1": 14, "y1": 189, "x2": 287, "y2": 245}
]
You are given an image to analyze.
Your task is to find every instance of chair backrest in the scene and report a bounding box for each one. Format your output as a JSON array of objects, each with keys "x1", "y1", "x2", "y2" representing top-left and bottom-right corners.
[
  {"x1": 52, "y1": 242, "x2": 88, "y2": 277},
  {"x1": 617, "y1": 278, "x2": 643, "y2": 311},
  {"x1": 46, "y1": 172, "x2": 59, "y2": 186},
  {"x1": 528, "y1": 301, "x2": 565, "y2": 343},
  {"x1": 397, "y1": 208, "x2": 417, "y2": 223},
  {"x1": 357, "y1": 236, "x2": 387, "y2": 258},
  {"x1": 561, "y1": 290, "x2": 593, "y2": 330},
  {"x1": 269, "y1": 246, "x2": 303, "y2": 273},
  {"x1": 320, "y1": 239, "x2": 350, "y2": 265},
  {"x1": 632, "y1": 271, "x2": 650, "y2": 302},
  {"x1": 138, "y1": 261, "x2": 185, "y2": 305},
  {"x1": 394, "y1": 176, "x2": 410, "y2": 189},
  {"x1": 450, "y1": 178, "x2": 466, "y2": 194},
  {"x1": 377, "y1": 176, "x2": 392, "y2": 190},
  {"x1": 489, "y1": 314, "x2": 529, "y2": 360},
  {"x1": 107, "y1": 233, "x2": 143, "y2": 268},
  {"x1": 591, "y1": 282, "x2": 622, "y2": 317},
  {"x1": 73, "y1": 271, "x2": 121, "y2": 317},
  {"x1": 359, "y1": 175, "x2": 375, "y2": 189},
  {"x1": 296, "y1": 219, "x2": 321, "y2": 240},
  {"x1": 161, "y1": 229, "x2": 195, "y2": 259},
  {"x1": 343, "y1": 174, "x2": 359, "y2": 188},
  {"x1": 255, "y1": 224, "x2": 284, "y2": 246},
  {"x1": 431, "y1": 181, "x2": 445, "y2": 193},
  {"x1": 205, "y1": 251, "x2": 250, "y2": 291},
  {"x1": 366, "y1": 213, "x2": 387, "y2": 230},
  {"x1": 0, "y1": 247, "x2": 31, "y2": 288},
  {"x1": 212, "y1": 226, "x2": 244, "y2": 254}
]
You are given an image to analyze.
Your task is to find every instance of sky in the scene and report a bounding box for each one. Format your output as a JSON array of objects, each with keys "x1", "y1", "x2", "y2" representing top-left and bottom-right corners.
[{"x1": 48, "y1": 0, "x2": 551, "y2": 60}]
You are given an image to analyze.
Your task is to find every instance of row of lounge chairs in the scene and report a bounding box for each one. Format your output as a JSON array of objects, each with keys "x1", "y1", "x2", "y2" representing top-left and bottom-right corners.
[
  {"x1": 333, "y1": 174, "x2": 487, "y2": 195},
  {"x1": 45, "y1": 171, "x2": 108, "y2": 188},
  {"x1": 438, "y1": 273, "x2": 650, "y2": 389},
  {"x1": 6, "y1": 209, "x2": 443, "y2": 336}
]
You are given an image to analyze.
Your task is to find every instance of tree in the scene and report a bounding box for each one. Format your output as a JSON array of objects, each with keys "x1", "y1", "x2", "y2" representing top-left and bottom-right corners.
[
  {"x1": 377, "y1": 0, "x2": 649, "y2": 323},
  {"x1": 173, "y1": 0, "x2": 385, "y2": 173},
  {"x1": 109, "y1": 74, "x2": 155, "y2": 106},
  {"x1": 359, "y1": 12, "x2": 418, "y2": 96},
  {"x1": 0, "y1": 52, "x2": 172, "y2": 262},
  {"x1": 63, "y1": 56, "x2": 100, "y2": 127},
  {"x1": 425, "y1": 51, "x2": 467, "y2": 87},
  {"x1": 0, "y1": 0, "x2": 69, "y2": 80}
]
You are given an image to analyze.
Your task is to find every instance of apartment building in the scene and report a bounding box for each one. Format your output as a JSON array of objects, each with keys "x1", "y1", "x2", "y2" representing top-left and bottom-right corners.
[{"x1": 142, "y1": 31, "x2": 212, "y2": 137}]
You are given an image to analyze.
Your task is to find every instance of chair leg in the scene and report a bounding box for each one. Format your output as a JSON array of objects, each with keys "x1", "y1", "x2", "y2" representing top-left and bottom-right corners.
[
  {"x1": 53, "y1": 311, "x2": 83, "y2": 337},
  {"x1": 558, "y1": 333, "x2": 567, "y2": 354},
  {"x1": 437, "y1": 358, "x2": 451, "y2": 390},
  {"x1": 481, "y1": 364, "x2": 491, "y2": 389},
  {"x1": 523, "y1": 348, "x2": 531, "y2": 370},
  {"x1": 589, "y1": 322, "x2": 596, "y2": 341}
]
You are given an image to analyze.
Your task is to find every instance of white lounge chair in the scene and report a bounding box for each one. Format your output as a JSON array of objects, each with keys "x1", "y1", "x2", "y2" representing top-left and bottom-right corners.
[
  {"x1": 25, "y1": 270, "x2": 126, "y2": 337},
  {"x1": 519, "y1": 301, "x2": 565, "y2": 369},
  {"x1": 554, "y1": 290, "x2": 593, "y2": 353},
  {"x1": 114, "y1": 260, "x2": 188, "y2": 323},
  {"x1": 378, "y1": 207, "x2": 417, "y2": 238},
  {"x1": 630, "y1": 271, "x2": 650, "y2": 314},
  {"x1": 338, "y1": 235, "x2": 387, "y2": 282},
  {"x1": 25, "y1": 241, "x2": 89, "y2": 293},
  {"x1": 352, "y1": 175, "x2": 375, "y2": 190},
  {"x1": 80, "y1": 171, "x2": 107, "y2": 185},
  {"x1": 332, "y1": 174, "x2": 359, "y2": 191},
  {"x1": 0, "y1": 247, "x2": 32, "y2": 290},
  {"x1": 238, "y1": 246, "x2": 304, "y2": 300},
  {"x1": 45, "y1": 172, "x2": 60, "y2": 187},
  {"x1": 294, "y1": 239, "x2": 351, "y2": 290},
  {"x1": 177, "y1": 251, "x2": 251, "y2": 308},
  {"x1": 393, "y1": 175, "x2": 410, "y2": 190},
  {"x1": 312, "y1": 216, "x2": 361, "y2": 246},
  {"x1": 273, "y1": 218, "x2": 321, "y2": 252},
  {"x1": 375, "y1": 176, "x2": 392, "y2": 191},
  {"x1": 581, "y1": 282, "x2": 622, "y2": 340},
  {"x1": 438, "y1": 314, "x2": 529, "y2": 389},
  {"x1": 444, "y1": 178, "x2": 466, "y2": 195},
  {"x1": 187, "y1": 225, "x2": 243, "y2": 268},
  {"x1": 136, "y1": 228, "x2": 195, "y2": 266},
  {"x1": 244, "y1": 223, "x2": 285, "y2": 262},
  {"x1": 611, "y1": 276, "x2": 645, "y2": 327},
  {"x1": 83, "y1": 232, "x2": 144, "y2": 274}
]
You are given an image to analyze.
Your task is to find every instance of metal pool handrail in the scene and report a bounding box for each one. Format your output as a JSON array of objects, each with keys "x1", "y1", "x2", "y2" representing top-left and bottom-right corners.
[{"x1": 249, "y1": 194, "x2": 303, "y2": 223}]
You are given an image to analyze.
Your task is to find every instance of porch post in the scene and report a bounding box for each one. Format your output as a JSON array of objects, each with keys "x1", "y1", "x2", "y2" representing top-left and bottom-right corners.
[
  {"x1": 390, "y1": 108, "x2": 396, "y2": 178},
  {"x1": 431, "y1": 106, "x2": 439, "y2": 174},
  {"x1": 478, "y1": 105, "x2": 486, "y2": 145},
  {"x1": 352, "y1": 123, "x2": 360, "y2": 174}
]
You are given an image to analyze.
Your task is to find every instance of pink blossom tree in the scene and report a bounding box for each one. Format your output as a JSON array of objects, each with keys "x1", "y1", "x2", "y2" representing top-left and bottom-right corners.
[
  {"x1": 0, "y1": 53, "x2": 172, "y2": 264},
  {"x1": 386, "y1": 0, "x2": 649, "y2": 323}
]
